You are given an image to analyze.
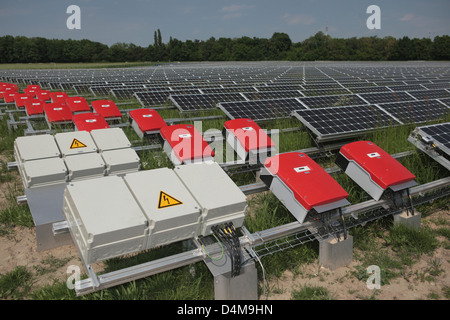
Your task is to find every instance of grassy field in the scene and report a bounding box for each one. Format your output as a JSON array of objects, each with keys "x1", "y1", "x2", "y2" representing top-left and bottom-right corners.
[{"x1": 0, "y1": 74, "x2": 449, "y2": 300}]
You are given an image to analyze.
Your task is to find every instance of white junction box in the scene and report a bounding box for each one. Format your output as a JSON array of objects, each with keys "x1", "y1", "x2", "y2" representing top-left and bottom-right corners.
[
  {"x1": 124, "y1": 168, "x2": 202, "y2": 249},
  {"x1": 174, "y1": 162, "x2": 247, "y2": 235},
  {"x1": 63, "y1": 176, "x2": 149, "y2": 265},
  {"x1": 101, "y1": 148, "x2": 141, "y2": 176},
  {"x1": 90, "y1": 127, "x2": 132, "y2": 152},
  {"x1": 64, "y1": 153, "x2": 106, "y2": 181},
  {"x1": 13, "y1": 128, "x2": 141, "y2": 188},
  {"x1": 14, "y1": 134, "x2": 61, "y2": 163},
  {"x1": 21, "y1": 157, "x2": 68, "y2": 188},
  {"x1": 54, "y1": 131, "x2": 98, "y2": 157},
  {"x1": 14, "y1": 134, "x2": 66, "y2": 189},
  {"x1": 62, "y1": 162, "x2": 248, "y2": 264}
]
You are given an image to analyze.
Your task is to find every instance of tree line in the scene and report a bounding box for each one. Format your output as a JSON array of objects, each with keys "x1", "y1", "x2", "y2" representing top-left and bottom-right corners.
[{"x1": 0, "y1": 30, "x2": 449, "y2": 64}]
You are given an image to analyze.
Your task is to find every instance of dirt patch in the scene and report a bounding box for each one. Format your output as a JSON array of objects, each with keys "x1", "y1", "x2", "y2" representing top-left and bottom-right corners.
[{"x1": 265, "y1": 209, "x2": 450, "y2": 300}]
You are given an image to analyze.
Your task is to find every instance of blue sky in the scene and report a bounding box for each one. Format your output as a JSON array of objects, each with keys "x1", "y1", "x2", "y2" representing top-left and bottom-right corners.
[{"x1": 0, "y1": 0, "x2": 449, "y2": 46}]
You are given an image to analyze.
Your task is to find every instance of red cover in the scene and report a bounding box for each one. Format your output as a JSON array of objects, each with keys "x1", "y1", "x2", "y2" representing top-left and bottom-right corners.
[
  {"x1": 224, "y1": 118, "x2": 274, "y2": 152},
  {"x1": 340, "y1": 141, "x2": 416, "y2": 190},
  {"x1": 44, "y1": 103, "x2": 73, "y2": 123},
  {"x1": 36, "y1": 90, "x2": 51, "y2": 101},
  {"x1": 3, "y1": 92, "x2": 16, "y2": 103},
  {"x1": 160, "y1": 124, "x2": 214, "y2": 163},
  {"x1": 24, "y1": 99, "x2": 46, "y2": 116},
  {"x1": 129, "y1": 108, "x2": 167, "y2": 132},
  {"x1": 264, "y1": 152, "x2": 349, "y2": 211},
  {"x1": 14, "y1": 93, "x2": 32, "y2": 108},
  {"x1": 50, "y1": 92, "x2": 69, "y2": 103},
  {"x1": 91, "y1": 100, "x2": 122, "y2": 119},
  {"x1": 73, "y1": 113, "x2": 110, "y2": 132},
  {"x1": 26, "y1": 84, "x2": 41, "y2": 91},
  {"x1": 65, "y1": 96, "x2": 91, "y2": 113}
]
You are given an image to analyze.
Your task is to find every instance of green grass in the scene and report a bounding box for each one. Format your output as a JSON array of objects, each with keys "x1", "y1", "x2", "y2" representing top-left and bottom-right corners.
[
  {"x1": 0, "y1": 266, "x2": 33, "y2": 299},
  {"x1": 291, "y1": 285, "x2": 334, "y2": 300}
]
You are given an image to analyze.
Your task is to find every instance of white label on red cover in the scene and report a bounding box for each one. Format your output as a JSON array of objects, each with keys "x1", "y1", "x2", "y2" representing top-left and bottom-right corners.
[
  {"x1": 367, "y1": 152, "x2": 381, "y2": 158},
  {"x1": 242, "y1": 127, "x2": 253, "y2": 131},
  {"x1": 179, "y1": 134, "x2": 192, "y2": 139},
  {"x1": 54, "y1": 108, "x2": 63, "y2": 111},
  {"x1": 101, "y1": 104, "x2": 110, "y2": 107},
  {"x1": 32, "y1": 103, "x2": 40, "y2": 106},
  {"x1": 294, "y1": 166, "x2": 311, "y2": 173},
  {"x1": 74, "y1": 101, "x2": 81, "y2": 103},
  {"x1": 143, "y1": 114, "x2": 153, "y2": 118},
  {"x1": 85, "y1": 119, "x2": 97, "y2": 123}
]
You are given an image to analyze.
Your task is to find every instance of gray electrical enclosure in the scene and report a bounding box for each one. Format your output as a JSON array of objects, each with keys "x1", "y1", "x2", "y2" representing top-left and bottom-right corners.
[
  {"x1": 14, "y1": 128, "x2": 140, "y2": 189},
  {"x1": 63, "y1": 162, "x2": 248, "y2": 265},
  {"x1": 13, "y1": 128, "x2": 142, "y2": 251},
  {"x1": 63, "y1": 176, "x2": 149, "y2": 265},
  {"x1": 174, "y1": 162, "x2": 247, "y2": 235},
  {"x1": 124, "y1": 168, "x2": 202, "y2": 249}
]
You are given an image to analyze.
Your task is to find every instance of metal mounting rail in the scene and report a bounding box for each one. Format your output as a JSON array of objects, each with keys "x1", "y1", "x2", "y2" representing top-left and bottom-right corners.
[{"x1": 74, "y1": 176, "x2": 450, "y2": 296}]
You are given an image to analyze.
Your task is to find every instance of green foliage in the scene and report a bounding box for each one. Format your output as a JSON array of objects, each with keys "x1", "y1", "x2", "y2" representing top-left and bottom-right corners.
[
  {"x1": 1, "y1": 32, "x2": 449, "y2": 64},
  {"x1": 0, "y1": 266, "x2": 33, "y2": 299},
  {"x1": 291, "y1": 285, "x2": 334, "y2": 300},
  {"x1": 385, "y1": 224, "x2": 440, "y2": 261}
]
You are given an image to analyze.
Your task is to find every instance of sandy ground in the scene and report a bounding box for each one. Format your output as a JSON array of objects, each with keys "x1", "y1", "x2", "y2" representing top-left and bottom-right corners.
[{"x1": 0, "y1": 158, "x2": 448, "y2": 300}]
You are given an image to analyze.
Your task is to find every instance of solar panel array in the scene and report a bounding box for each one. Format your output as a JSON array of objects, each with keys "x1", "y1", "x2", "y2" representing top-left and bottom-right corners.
[
  {"x1": 415, "y1": 122, "x2": 450, "y2": 156},
  {"x1": 1, "y1": 61, "x2": 449, "y2": 142},
  {"x1": 293, "y1": 105, "x2": 399, "y2": 141}
]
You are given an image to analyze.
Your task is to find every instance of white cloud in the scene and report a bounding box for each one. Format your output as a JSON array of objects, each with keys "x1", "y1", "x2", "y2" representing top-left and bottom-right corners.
[
  {"x1": 221, "y1": 5, "x2": 253, "y2": 13},
  {"x1": 220, "y1": 4, "x2": 255, "y2": 20},
  {"x1": 400, "y1": 13, "x2": 415, "y2": 21},
  {"x1": 283, "y1": 13, "x2": 315, "y2": 26}
]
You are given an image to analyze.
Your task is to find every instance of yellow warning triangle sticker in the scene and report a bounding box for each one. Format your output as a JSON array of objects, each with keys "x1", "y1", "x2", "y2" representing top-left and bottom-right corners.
[
  {"x1": 158, "y1": 191, "x2": 183, "y2": 209},
  {"x1": 70, "y1": 138, "x2": 87, "y2": 149}
]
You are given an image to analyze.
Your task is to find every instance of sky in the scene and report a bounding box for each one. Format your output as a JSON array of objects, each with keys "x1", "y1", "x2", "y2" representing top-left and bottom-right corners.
[{"x1": 0, "y1": 0, "x2": 449, "y2": 47}]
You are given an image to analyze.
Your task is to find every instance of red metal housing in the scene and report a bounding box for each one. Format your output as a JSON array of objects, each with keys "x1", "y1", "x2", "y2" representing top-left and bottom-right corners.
[
  {"x1": 129, "y1": 108, "x2": 167, "y2": 138},
  {"x1": 73, "y1": 113, "x2": 110, "y2": 132},
  {"x1": 91, "y1": 100, "x2": 122, "y2": 120},
  {"x1": 224, "y1": 118, "x2": 275, "y2": 163},
  {"x1": 65, "y1": 97, "x2": 91, "y2": 114},
  {"x1": 24, "y1": 99, "x2": 46, "y2": 116},
  {"x1": 336, "y1": 141, "x2": 417, "y2": 200},
  {"x1": 160, "y1": 124, "x2": 215, "y2": 164}
]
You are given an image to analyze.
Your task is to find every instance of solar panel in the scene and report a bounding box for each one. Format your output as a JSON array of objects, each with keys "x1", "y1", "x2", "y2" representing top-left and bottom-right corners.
[
  {"x1": 300, "y1": 88, "x2": 351, "y2": 96},
  {"x1": 378, "y1": 100, "x2": 449, "y2": 124},
  {"x1": 170, "y1": 92, "x2": 246, "y2": 112},
  {"x1": 255, "y1": 85, "x2": 303, "y2": 92},
  {"x1": 293, "y1": 105, "x2": 400, "y2": 142},
  {"x1": 135, "y1": 89, "x2": 201, "y2": 107},
  {"x1": 242, "y1": 90, "x2": 303, "y2": 100},
  {"x1": 437, "y1": 97, "x2": 450, "y2": 107},
  {"x1": 219, "y1": 98, "x2": 306, "y2": 121},
  {"x1": 388, "y1": 84, "x2": 426, "y2": 92},
  {"x1": 359, "y1": 91, "x2": 416, "y2": 104},
  {"x1": 348, "y1": 86, "x2": 390, "y2": 94},
  {"x1": 297, "y1": 94, "x2": 367, "y2": 108},
  {"x1": 415, "y1": 122, "x2": 450, "y2": 156},
  {"x1": 406, "y1": 89, "x2": 450, "y2": 100},
  {"x1": 111, "y1": 86, "x2": 168, "y2": 99}
]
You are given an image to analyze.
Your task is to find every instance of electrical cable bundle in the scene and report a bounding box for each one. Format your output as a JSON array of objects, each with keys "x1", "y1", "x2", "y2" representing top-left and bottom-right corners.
[{"x1": 211, "y1": 222, "x2": 242, "y2": 277}]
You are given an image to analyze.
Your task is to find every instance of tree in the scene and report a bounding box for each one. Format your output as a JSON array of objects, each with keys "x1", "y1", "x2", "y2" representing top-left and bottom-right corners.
[
  {"x1": 270, "y1": 32, "x2": 292, "y2": 53},
  {"x1": 431, "y1": 35, "x2": 450, "y2": 60}
]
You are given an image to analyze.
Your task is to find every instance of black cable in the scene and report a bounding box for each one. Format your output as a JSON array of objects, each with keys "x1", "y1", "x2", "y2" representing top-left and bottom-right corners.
[{"x1": 212, "y1": 223, "x2": 242, "y2": 277}]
